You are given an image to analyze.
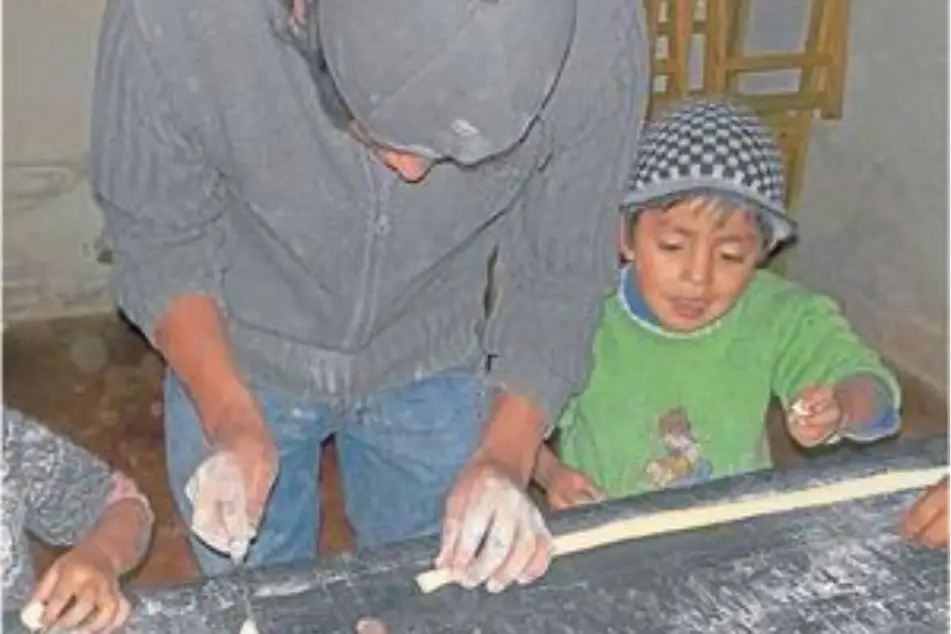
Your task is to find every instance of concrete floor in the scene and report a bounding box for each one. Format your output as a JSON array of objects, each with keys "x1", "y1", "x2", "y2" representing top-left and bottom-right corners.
[{"x1": 3, "y1": 313, "x2": 947, "y2": 589}]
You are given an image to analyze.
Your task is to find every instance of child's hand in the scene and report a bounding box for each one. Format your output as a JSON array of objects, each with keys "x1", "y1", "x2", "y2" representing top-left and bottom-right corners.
[
  {"x1": 546, "y1": 464, "x2": 607, "y2": 511},
  {"x1": 23, "y1": 542, "x2": 132, "y2": 633},
  {"x1": 901, "y1": 476, "x2": 949, "y2": 549},
  {"x1": 786, "y1": 385, "x2": 844, "y2": 448}
]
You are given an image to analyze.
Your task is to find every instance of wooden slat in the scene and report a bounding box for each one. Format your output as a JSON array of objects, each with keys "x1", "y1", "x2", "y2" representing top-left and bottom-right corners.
[
  {"x1": 653, "y1": 19, "x2": 707, "y2": 37},
  {"x1": 724, "y1": 0, "x2": 752, "y2": 92},
  {"x1": 666, "y1": 0, "x2": 695, "y2": 97},
  {"x1": 736, "y1": 91, "x2": 827, "y2": 114},
  {"x1": 703, "y1": 0, "x2": 729, "y2": 93},
  {"x1": 799, "y1": 0, "x2": 831, "y2": 108},
  {"x1": 641, "y1": 0, "x2": 852, "y2": 213},
  {"x1": 822, "y1": 0, "x2": 851, "y2": 119},
  {"x1": 723, "y1": 52, "x2": 831, "y2": 73}
]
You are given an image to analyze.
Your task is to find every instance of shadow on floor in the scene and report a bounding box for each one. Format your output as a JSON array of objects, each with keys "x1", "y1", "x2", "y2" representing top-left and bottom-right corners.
[{"x1": 3, "y1": 312, "x2": 947, "y2": 588}]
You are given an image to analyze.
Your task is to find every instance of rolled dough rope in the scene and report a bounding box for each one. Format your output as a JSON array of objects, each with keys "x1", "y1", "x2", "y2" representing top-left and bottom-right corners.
[{"x1": 415, "y1": 465, "x2": 948, "y2": 594}]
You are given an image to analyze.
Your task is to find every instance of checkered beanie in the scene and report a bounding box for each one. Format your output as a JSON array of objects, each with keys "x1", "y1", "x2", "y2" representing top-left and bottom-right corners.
[{"x1": 623, "y1": 100, "x2": 796, "y2": 252}]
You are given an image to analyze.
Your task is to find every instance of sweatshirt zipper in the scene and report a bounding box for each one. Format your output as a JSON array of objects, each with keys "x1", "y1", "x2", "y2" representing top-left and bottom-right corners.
[{"x1": 339, "y1": 152, "x2": 396, "y2": 354}]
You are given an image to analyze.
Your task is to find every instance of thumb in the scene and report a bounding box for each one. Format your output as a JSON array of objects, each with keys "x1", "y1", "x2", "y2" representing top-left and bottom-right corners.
[
  {"x1": 239, "y1": 455, "x2": 279, "y2": 533},
  {"x1": 219, "y1": 473, "x2": 255, "y2": 561}
]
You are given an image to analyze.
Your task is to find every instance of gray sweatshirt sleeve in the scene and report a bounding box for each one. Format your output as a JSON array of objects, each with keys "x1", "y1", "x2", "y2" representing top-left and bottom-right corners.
[
  {"x1": 89, "y1": 0, "x2": 228, "y2": 343},
  {"x1": 3, "y1": 408, "x2": 113, "y2": 547},
  {"x1": 484, "y1": 8, "x2": 651, "y2": 429}
]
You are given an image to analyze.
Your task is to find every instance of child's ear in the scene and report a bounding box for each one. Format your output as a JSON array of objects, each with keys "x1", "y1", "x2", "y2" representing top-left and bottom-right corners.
[{"x1": 617, "y1": 216, "x2": 636, "y2": 263}]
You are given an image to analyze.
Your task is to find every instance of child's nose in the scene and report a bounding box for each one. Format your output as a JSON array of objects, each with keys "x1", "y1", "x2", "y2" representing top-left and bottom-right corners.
[{"x1": 682, "y1": 247, "x2": 713, "y2": 287}]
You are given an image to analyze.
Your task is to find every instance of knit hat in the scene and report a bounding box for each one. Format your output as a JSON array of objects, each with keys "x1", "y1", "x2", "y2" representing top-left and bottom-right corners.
[
  {"x1": 317, "y1": 0, "x2": 577, "y2": 166},
  {"x1": 623, "y1": 100, "x2": 796, "y2": 252}
]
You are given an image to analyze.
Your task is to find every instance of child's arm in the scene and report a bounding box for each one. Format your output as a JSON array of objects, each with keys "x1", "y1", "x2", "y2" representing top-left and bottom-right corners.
[
  {"x1": 8, "y1": 408, "x2": 154, "y2": 567},
  {"x1": 534, "y1": 443, "x2": 563, "y2": 491},
  {"x1": 5, "y1": 408, "x2": 154, "y2": 630},
  {"x1": 771, "y1": 292, "x2": 900, "y2": 447},
  {"x1": 534, "y1": 444, "x2": 607, "y2": 511},
  {"x1": 69, "y1": 474, "x2": 154, "y2": 576}
]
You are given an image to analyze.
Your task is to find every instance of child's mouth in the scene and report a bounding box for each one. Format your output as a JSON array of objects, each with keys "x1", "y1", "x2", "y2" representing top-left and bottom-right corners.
[{"x1": 669, "y1": 298, "x2": 710, "y2": 321}]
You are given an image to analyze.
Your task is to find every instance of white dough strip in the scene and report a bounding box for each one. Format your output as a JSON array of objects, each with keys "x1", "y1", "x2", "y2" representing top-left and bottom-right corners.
[{"x1": 415, "y1": 465, "x2": 948, "y2": 594}]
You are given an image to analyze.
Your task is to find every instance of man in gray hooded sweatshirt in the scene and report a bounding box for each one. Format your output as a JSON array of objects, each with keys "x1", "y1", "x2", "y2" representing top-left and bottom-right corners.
[{"x1": 90, "y1": 0, "x2": 649, "y2": 592}]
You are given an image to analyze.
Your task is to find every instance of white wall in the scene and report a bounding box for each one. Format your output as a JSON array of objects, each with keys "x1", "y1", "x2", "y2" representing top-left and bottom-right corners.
[
  {"x1": 4, "y1": 0, "x2": 113, "y2": 322},
  {"x1": 787, "y1": 0, "x2": 948, "y2": 395}
]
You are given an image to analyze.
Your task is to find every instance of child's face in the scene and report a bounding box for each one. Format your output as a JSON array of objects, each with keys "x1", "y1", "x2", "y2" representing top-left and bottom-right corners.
[{"x1": 621, "y1": 197, "x2": 760, "y2": 333}]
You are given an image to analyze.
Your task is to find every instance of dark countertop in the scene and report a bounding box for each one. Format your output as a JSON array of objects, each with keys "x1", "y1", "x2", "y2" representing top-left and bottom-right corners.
[{"x1": 7, "y1": 435, "x2": 948, "y2": 633}]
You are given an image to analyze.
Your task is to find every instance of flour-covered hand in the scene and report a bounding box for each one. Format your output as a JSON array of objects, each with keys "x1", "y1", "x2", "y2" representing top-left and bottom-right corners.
[
  {"x1": 436, "y1": 458, "x2": 553, "y2": 594},
  {"x1": 186, "y1": 423, "x2": 278, "y2": 561},
  {"x1": 786, "y1": 385, "x2": 843, "y2": 448}
]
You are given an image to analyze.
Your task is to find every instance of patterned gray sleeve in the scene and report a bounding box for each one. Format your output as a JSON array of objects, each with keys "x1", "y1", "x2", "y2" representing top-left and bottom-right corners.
[{"x1": 3, "y1": 407, "x2": 113, "y2": 547}]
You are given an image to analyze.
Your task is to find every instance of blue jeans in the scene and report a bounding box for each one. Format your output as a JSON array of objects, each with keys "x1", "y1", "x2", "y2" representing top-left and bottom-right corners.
[{"x1": 164, "y1": 370, "x2": 485, "y2": 576}]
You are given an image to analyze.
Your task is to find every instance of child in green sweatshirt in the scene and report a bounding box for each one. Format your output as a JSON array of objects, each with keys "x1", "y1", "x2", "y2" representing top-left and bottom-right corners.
[{"x1": 535, "y1": 100, "x2": 901, "y2": 509}]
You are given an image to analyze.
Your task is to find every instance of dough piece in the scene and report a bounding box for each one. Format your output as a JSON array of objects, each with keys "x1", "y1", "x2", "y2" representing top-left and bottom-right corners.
[
  {"x1": 19, "y1": 600, "x2": 44, "y2": 631},
  {"x1": 239, "y1": 617, "x2": 260, "y2": 634},
  {"x1": 356, "y1": 617, "x2": 389, "y2": 633},
  {"x1": 416, "y1": 465, "x2": 948, "y2": 594}
]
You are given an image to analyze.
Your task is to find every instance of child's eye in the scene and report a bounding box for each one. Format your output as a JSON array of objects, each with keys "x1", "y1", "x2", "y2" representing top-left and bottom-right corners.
[
  {"x1": 657, "y1": 241, "x2": 683, "y2": 252},
  {"x1": 719, "y1": 252, "x2": 748, "y2": 263}
]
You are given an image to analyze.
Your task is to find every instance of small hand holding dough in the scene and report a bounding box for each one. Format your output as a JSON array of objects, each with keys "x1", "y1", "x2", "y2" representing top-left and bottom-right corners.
[
  {"x1": 23, "y1": 543, "x2": 132, "y2": 633},
  {"x1": 787, "y1": 385, "x2": 843, "y2": 448}
]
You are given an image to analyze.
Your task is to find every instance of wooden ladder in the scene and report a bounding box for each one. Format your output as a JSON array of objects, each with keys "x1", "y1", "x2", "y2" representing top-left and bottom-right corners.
[{"x1": 643, "y1": 0, "x2": 852, "y2": 212}]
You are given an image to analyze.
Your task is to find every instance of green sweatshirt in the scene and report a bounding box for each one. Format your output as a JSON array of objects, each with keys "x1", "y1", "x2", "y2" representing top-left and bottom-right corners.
[{"x1": 557, "y1": 269, "x2": 901, "y2": 498}]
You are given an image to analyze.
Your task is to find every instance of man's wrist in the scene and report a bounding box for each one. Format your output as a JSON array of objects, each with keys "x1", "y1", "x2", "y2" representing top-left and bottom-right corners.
[
  {"x1": 195, "y1": 379, "x2": 263, "y2": 443},
  {"x1": 156, "y1": 293, "x2": 261, "y2": 441},
  {"x1": 475, "y1": 390, "x2": 546, "y2": 486}
]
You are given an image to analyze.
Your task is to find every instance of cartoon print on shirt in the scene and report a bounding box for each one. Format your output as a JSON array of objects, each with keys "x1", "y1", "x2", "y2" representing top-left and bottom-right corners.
[{"x1": 644, "y1": 408, "x2": 713, "y2": 489}]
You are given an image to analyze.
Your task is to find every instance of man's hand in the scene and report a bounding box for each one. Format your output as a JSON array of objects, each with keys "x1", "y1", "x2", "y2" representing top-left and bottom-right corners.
[
  {"x1": 901, "y1": 476, "x2": 949, "y2": 549},
  {"x1": 157, "y1": 295, "x2": 279, "y2": 559},
  {"x1": 186, "y1": 415, "x2": 279, "y2": 560},
  {"x1": 786, "y1": 385, "x2": 843, "y2": 448},
  {"x1": 436, "y1": 455, "x2": 553, "y2": 594},
  {"x1": 22, "y1": 543, "x2": 132, "y2": 633},
  {"x1": 546, "y1": 463, "x2": 607, "y2": 512}
]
